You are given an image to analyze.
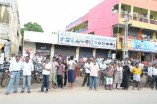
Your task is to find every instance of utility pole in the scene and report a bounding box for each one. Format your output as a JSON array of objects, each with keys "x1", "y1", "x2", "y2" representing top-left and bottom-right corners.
[{"x1": 123, "y1": 14, "x2": 129, "y2": 61}]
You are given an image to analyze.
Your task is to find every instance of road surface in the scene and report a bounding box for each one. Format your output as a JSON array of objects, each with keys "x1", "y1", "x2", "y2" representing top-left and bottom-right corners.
[{"x1": 0, "y1": 77, "x2": 157, "y2": 104}]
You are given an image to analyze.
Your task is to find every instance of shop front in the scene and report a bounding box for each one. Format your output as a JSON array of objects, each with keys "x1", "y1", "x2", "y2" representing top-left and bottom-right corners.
[
  {"x1": 79, "y1": 47, "x2": 94, "y2": 58},
  {"x1": 54, "y1": 45, "x2": 76, "y2": 59},
  {"x1": 128, "y1": 39, "x2": 157, "y2": 61},
  {"x1": 96, "y1": 49, "x2": 108, "y2": 58},
  {"x1": 23, "y1": 31, "x2": 58, "y2": 59}
]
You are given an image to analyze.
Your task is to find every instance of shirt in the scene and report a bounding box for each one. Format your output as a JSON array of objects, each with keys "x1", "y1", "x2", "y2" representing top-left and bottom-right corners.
[
  {"x1": 51, "y1": 61, "x2": 59, "y2": 73},
  {"x1": 57, "y1": 64, "x2": 64, "y2": 76},
  {"x1": 147, "y1": 67, "x2": 153, "y2": 76},
  {"x1": 105, "y1": 59, "x2": 111, "y2": 64},
  {"x1": 132, "y1": 67, "x2": 142, "y2": 75},
  {"x1": 96, "y1": 58, "x2": 103, "y2": 65},
  {"x1": 37, "y1": 56, "x2": 43, "y2": 63},
  {"x1": 9, "y1": 61, "x2": 23, "y2": 72},
  {"x1": 152, "y1": 68, "x2": 157, "y2": 76},
  {"x1": 99, "y1": 63, "x2": 107, "y2": 71},
  {"x1": 42, "y1": 62, "x2": 51, "y2": 75},
  {"x1": 89, "y1": 63, "x2": 100, "y2": 77},
  {"x1": 22, "y1": 62, "x2": 34, "y2": 76},
  {"x1": 116, "y1": 67, "x2": 123, "y2": 73},
  {"x1": 68, "y1": 60, "x2": 75, "y2": 70},
  {"x1": 84, "y1": 63, "x2": 90, "y2": 73}
]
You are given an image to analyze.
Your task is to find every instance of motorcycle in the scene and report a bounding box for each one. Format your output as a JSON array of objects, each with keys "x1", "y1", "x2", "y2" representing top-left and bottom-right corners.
[{"x1": 32, "y1": 63, "x2": 43, "y2": 83}]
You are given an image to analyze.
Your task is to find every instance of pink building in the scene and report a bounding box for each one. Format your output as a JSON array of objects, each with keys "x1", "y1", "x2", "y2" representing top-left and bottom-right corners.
[
  {"x1": 66, "y1": 0, "x2": 157, "y2": 61},
  {"x1": 66, "y1": 0, "x2": 119, "y2": 37}
]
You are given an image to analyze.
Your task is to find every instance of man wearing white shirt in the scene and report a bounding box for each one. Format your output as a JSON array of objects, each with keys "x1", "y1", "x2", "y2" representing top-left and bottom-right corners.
[
  {"x1": 145, "y1": 63, "x2": 153, "y2": 87},
  {"x1": 152, "y1": 64, "x2": 157, "y2": 90},
  {"x1": 41, "y1": 58, "x2": 51, "y2": 93},
  {"x1": 81, "y1": 59, "x2": 91, "y2": 87},
  {"x1": 89, "y1": 59, "x2": 100, "y2": 90},
  {"x1": 105, "y1": 57, "x2": 112, "y2": 65},
  {"x1": 99, "y1": 60, "x2": 107, "y2": 85},
  {"x1": 6, "y1": 55, "x2": 23, "y2": 95},
  {"x1": 21, "y1": 56, "x2": 34, "y2": 93}
]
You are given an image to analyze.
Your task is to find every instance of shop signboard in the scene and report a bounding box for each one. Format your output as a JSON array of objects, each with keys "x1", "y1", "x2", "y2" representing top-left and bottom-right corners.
[
  {"x1": 58, "y1": 31, "x2": 117, "y2": 50},
  {"x1": 36, "y1": 43, "x2": 51, "y2": 55},
  {"x1": 24, "y1": 31, "x2": 58, "y2": 44},
  {"x1": 131, "y1": 40, "x2": 157, "y2": 52}
]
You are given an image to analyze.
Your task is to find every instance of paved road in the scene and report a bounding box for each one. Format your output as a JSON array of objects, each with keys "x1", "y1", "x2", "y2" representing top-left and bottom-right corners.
[{"x1": 0, "y1": 77, "x2": 157, "y2": 104}]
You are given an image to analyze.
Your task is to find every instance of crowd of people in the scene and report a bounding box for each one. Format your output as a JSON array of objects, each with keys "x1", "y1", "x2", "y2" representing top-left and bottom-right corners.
[
  {"x1": 1, "y1": 51, "x2": 157, "y2": 95},
  {"x1": 4, "y1": 53, "x2": 77, "y2": 95},
  {"x1": 80, "y1": 56, "x2": 157, "y2": 91}
]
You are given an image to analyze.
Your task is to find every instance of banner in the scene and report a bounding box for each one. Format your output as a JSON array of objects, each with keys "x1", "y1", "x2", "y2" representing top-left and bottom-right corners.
[
  {"x1": 58, "y1": 31, "x2": 117, "y2": 50},
  {"x1": 130, "y1": 40, "x2": 157, "y2": 52}
]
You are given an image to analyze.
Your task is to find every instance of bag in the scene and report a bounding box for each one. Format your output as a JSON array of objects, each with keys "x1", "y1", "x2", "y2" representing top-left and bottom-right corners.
[{"x1": 105, "y1": 77, "x2": 113, "y2": 85}]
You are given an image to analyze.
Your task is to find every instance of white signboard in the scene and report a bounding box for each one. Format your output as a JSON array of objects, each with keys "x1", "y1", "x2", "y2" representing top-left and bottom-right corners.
[
  {"x1": 24, "y1": 31, "x2": 58, "y2": 44},
  {"x1": 58, "y1": 31, "x2": 117, "y2": 50}
]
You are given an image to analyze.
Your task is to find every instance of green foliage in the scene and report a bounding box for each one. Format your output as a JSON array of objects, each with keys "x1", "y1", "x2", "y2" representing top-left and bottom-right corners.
[{"x1": 21, "y1": 22, "x2": 44, "y2": 36}]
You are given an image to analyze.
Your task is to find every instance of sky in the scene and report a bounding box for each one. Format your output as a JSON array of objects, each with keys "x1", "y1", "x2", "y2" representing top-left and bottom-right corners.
[{"x1": 18, "y1": 0, "x2": 104, "y2": 33}]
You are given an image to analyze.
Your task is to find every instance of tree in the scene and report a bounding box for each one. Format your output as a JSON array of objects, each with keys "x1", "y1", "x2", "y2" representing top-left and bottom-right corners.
[{"x1": 21, "y1": 22, "x2": 44, "y2": 36}]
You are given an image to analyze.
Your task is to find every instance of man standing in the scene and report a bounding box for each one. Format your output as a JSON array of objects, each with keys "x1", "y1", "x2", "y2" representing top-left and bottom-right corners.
[
  {"x1": 89, "y1": 59, "x2": 100, "y2": 90},
  {"x1": 21, "y1": 56, "x2": 34, "y2": 93},
  {"x1": 4, "y1": 39, "x2": 12, "y2": 61},
  {"x1": 152, "y1": 64, "x2": 157, "y2": 90},
  {"x1": 99, "y1": 60, "x2": 107, "y2": 85},
  {"x1": 49, "y1": 57, "x2": 58, "y2": 89},
  {"x1": 81, "y1": 59, "x2": 91, "y2": 87},
  {"x1": 6, "y1": 55, "x2": 23, "y2": 95}
]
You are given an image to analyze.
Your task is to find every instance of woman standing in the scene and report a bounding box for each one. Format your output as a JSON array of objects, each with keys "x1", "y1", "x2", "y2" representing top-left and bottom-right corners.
[
  {"x1": 68, "y1": 56, "x2": 75, "y2": 88},
  {"x1": 105, "y1": 63, "x2": 114, "y2": 90},
  {"x1": 132, "y1": 63, "x2": 142, "y2": 90},
  {"x1": 63, "y1": 60, "x2": 68, "y2": 86},
  {"x1": 41, "y1": 58, "x2": 52, "y2": 93},
  {"x1": 113, "y1": 63, "x2": 123, "y2": 89},
  {"x1": 122, "y1": 62, "x2": 130, "y2": 90},
  {"x1": 75, "y1": 60, "x2": 80, "y2": 78}
]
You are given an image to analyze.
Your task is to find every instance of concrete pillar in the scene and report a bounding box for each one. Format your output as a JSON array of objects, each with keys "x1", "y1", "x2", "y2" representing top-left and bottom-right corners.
[
  {"x1": 137, "y1": 52, "x2": 141, "y2": 61},
  {"x1": 131, "y1": 6, "x2": 134, "y2": 20},
  {"x1": 108, "y1": 50, "x2": 111, "y2": 58},
  {"x1": 148, "y1": 9, "x2": 150, "y2": 23},
  {"x1": 118, "y1": 3, "x2": 121, "y2": 18},
  {"x1": 153, "y1": 31, "x2": 156, "y2": 41},
  {"x1": 51, "y1": 44, "x2": 55, "y2": 59},
  {"x1": 93, "y1": 49, "x2": 96, "y2": 58},
  {"x1": 76, "y1": 47, "x2": 80, "y2": 61}
]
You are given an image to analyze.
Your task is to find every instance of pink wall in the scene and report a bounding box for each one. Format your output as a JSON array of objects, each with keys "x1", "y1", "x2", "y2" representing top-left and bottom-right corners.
[
  {"x1": 66, "y1": 0, "x2": 120, "y2": 37},
  {"x1": 83, "y1": 0, "x2": 119, "y2": 37}
]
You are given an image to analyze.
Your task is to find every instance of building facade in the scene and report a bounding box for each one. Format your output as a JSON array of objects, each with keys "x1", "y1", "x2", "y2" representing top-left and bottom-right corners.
[
  {"x1": 24, "y1": 31, "x2": 117, "y2": 61},
  {"x1": 66, "y1": 0, "x2": 157, "y2": 61},
  {"x1": 0, "y1": 0, "x2": 22, "y2": 56}
]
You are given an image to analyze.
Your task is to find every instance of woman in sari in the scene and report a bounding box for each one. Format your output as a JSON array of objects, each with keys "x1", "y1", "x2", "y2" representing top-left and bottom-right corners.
[{"x1": 105, "y1": 63, "x2": 114, "y2": 90}]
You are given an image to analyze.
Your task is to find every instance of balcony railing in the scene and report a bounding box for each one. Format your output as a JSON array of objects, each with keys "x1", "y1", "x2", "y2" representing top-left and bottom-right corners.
[
  {"x1": 150, "y1": 20, "x2": 157, "y2": 25},
  {"x1": 133, "y1": 17, "x2": 148, "y2": 23},
  {"x1": 121, "y1": 14, "x2": 132, "y2": 19},
  {"x1": 76, "y1": 27, "x2": 88, "y2": 33}
]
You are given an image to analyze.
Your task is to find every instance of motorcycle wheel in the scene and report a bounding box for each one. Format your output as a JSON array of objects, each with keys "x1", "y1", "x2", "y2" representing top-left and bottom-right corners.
[
  {"x1": 36, "y1": 73, "x2": 43, "y2": 83},
  {"x1": 1, "y1": 74, "x2": 10, "y2": 87}
]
